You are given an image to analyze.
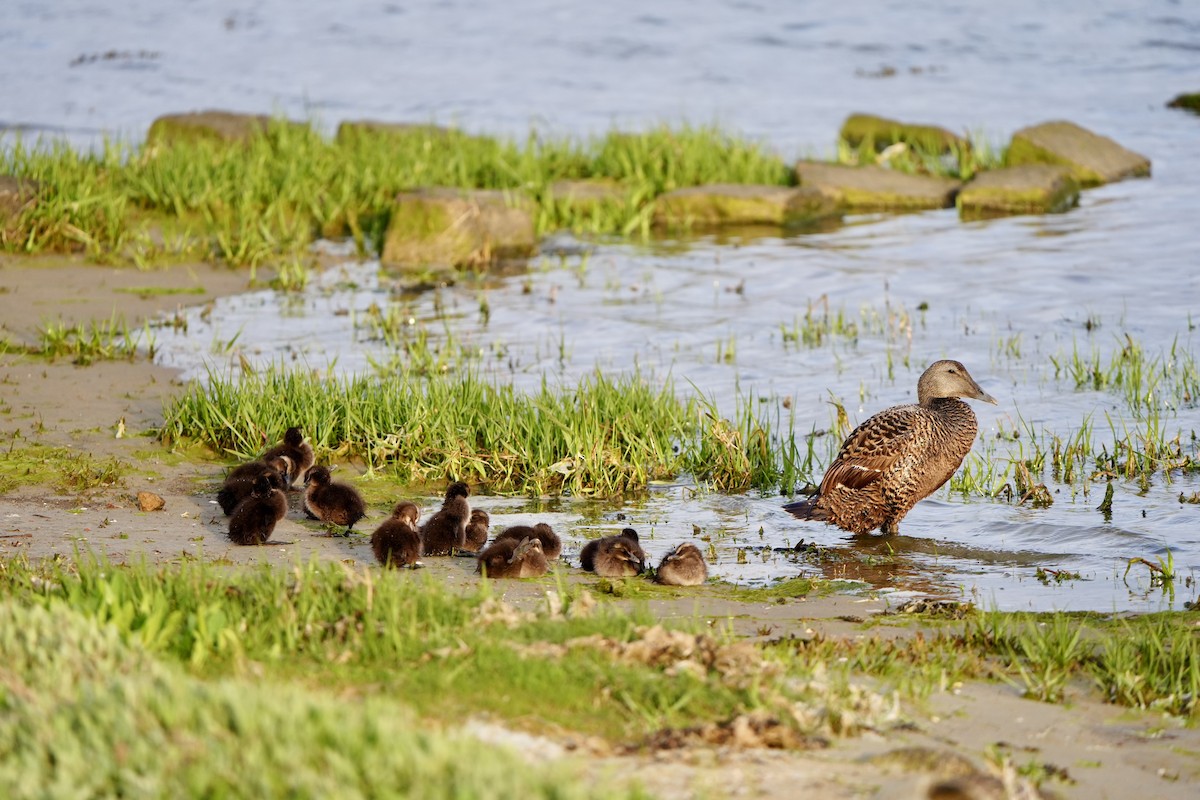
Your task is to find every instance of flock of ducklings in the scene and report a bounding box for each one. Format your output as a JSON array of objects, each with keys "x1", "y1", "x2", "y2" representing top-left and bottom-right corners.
[{"x1": 216, "y1": 427, "x2": 708, "y2": 585}]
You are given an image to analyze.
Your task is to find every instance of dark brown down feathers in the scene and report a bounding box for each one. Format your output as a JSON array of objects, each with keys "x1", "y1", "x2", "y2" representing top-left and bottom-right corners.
[{"x1": 784, "y1": 360, "x2": 996, "y2": 535}]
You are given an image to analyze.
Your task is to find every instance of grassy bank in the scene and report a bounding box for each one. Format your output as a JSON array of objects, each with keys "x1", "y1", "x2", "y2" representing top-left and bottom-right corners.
[{"x1": 0, "y1": 554, "x2": 1192, "y2": 799}]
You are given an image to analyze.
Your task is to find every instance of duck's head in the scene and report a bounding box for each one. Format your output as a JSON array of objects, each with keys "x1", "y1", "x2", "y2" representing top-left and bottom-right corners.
[
  {"x1": 283, "y1": 427, "x2": 305, "y2": 447},
  {"x1": 917, "y1": 360, "x2": 998, "y2": 406},
  {"x1": 669, "y1": 542, "x2": 705, "y2": 563},
  {"x1": 392, "y1": 501, "x2": 420, "y2": 526},
  {"x1": 305, "y1": 465, "x2": 331, "y2": 486},
  {"x1": 512, "y1": 537, "x2": 544, "y2": 562},
  {"x1": 445, "y1": 481, "x2": 470, "y2": 501},
  {"x1": 470, "y1": 509, "x2": 490, "y2": 525},
  {"x1": 619, "y1": 527, "x2": 640, "y2": 542}
]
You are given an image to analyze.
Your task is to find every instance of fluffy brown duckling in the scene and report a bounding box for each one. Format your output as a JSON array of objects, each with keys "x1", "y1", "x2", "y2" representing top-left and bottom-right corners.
[
  {"x1": 655, "y1": 542, "x2": 708, "y2": 586},
  {"x1": 580, "y1": 528, "x2": 645, "y2": 577},
  {"x1": 216, "y1": 455, "x2": 291, "y2": 515},
  {"x1": 303, "y1": 466, "x2": 366, "y2": 531},
  {"x1": 476, "y1": 537, "x2": 548, "y2": 579},
  {"x1": 461, "y1": 509, "x2": 490, "y2": 553},
  {"x1": 371, "y1": 501, "x2": 422, "y2": 568},
  {"x1": 262, "y1": 426, "x2": 315, "y2": 488},
  {"x1": 227, "y1": 473, "x2": 288, "y2": 545},
  {"x1": 492, "y1": 522, "x2": 561, "y2": 561},
  {"x1": 419, "y1": 481, "x2": 471, "y2": 555}
]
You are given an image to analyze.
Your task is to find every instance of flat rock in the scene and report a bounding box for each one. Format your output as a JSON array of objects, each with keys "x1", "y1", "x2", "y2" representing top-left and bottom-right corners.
[
  {"x1": 653, "y1": 184, "x2": 840, "y2": 229},
  {"x1": 957, "y1": 165, "x2": 1079, "y2": 219},
  {"x1": 146, "y1": 110, "x2": 306, "y2": 146},
  {"x1": 381, "y1": 188, "x2": 536, "y2": 271},
  {"x1": 794, "y1": 162, "x2": 960, "y2": 212},
  {"x1": 839, "y1": 113, "x2": 969, "y2": 155},
  {"x1": 1007, "y1": 120, "x2": 1150, "y2": 187}
]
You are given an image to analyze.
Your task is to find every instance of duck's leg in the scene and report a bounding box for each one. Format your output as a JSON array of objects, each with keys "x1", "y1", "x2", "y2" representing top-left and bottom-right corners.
[{"x1": 879, "y1": 519, "x2": 900, "y2": 535}]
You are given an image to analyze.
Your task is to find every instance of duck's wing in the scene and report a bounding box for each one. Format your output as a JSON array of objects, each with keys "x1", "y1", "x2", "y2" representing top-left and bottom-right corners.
[{"x1": 819, "y1": 406, "x2": 923, "y2": 494}]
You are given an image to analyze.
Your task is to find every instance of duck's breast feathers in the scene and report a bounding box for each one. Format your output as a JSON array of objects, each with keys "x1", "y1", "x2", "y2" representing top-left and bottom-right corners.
[{"x1": 821, "y1": 406, "x2": 925, "y2": 493}]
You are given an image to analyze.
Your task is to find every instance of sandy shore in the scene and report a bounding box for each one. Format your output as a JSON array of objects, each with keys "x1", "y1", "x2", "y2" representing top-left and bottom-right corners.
[{"x1": 0, "y1": 253, "x2": 1196, "y2": 799}]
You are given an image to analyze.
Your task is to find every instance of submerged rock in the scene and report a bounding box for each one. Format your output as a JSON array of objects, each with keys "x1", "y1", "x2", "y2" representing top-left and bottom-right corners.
[
  {"x1": 653, "y1": 184, "x2": 840, "y2": 229},
  {"x1": 1167, "y1": 92, "x2": 1200, "y2": 114},
  {"x1": 839, "y1": 113, "x2": 969, "y2": 155},
  {"x1": 1006, "y1": 120, "x2": 1150, "y2": 187},
  {"x1": 146, "y1": 110, "x2": 306, "y2": 146},
  {"x1": 957, "y1": 164, "x2": 1079, "y2": 219},
  {"x1": 795, "y1": 162, "x2": 960, "y2": 212},
  {"x1": 381, "y1": 188, "x2": 536, "y2": 271}
]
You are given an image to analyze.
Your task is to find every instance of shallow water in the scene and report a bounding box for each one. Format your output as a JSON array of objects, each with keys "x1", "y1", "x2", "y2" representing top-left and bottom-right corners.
[{"x1": 7, "y1": 1, "x2": 1200, "y2": 610}]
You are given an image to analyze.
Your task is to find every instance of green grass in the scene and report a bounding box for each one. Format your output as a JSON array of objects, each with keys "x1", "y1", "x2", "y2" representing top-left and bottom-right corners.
[
  {"x1": 2, "y1": 123, "x2": 794, "y2": 268},
  {"x1": 0, "y1": 596, "x2": 648, "y2": 800},
  {"x1": 159, "y1": 365, "x2": 823, "y2": 497},
  {"x1": 0, "y1": 439, "x2": 128, "y2": 494}
]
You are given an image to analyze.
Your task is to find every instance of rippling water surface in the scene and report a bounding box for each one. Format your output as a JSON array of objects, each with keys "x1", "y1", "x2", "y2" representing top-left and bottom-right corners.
[{"x1": 6, "y1": 1, "x2": 1200, "y2": 610}]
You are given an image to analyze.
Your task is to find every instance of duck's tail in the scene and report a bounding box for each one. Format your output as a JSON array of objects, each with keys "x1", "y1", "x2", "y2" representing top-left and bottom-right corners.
[{"x1": 782, "y1": 494, "x2": 826, "y2": 521}]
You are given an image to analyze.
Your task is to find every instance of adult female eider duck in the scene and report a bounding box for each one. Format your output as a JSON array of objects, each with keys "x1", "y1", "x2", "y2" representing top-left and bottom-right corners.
[
  {"x1": 372, "y1": 501, "x2": 421, "y2": 567},
  {"x1": 262, "y1": 426, "x2": 315, "y2": 488},
  {"x1": 227, "y1": 473, "x2": 288, "y2": 545},
  {"x1": 655, "y1": 542, "x2": 708, "y2": 586},
  {"x1": 303, "y1": 466, "x2": 366, "y2": 532},
  {"x1": 419, "y1": 482, "x2": 471, "y2": 555},
  {"x1": 783, "y1": 359, "x2": 996, "y2": 535}
]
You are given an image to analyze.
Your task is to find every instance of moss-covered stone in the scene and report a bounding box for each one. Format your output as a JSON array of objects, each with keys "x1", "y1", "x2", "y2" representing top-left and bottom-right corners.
[
  {"x1": 146, "y1": 110, "x2": 306, "y2": 146},
  {"x1": 1167, "y1": 92, "x2": 1200, "y2": 114},
  {"x1": 1006, "y1": 120, "x2": 1150, "y2": 187},
  {"x1": 956, "y1": 165, "x2": 1079, "y2": 220},
  {"x1": 652, "y1": 184, "x2": 840, "y2": 229},
  {"x1": 381, "y1": 188, "x2": 536, "y2": 271},
  {"x1": 839, "y1": 113, "x2": 969, "y2": 155},
  {"x1": 794, "y1": 162, "x2": 960, "y2": 212}
]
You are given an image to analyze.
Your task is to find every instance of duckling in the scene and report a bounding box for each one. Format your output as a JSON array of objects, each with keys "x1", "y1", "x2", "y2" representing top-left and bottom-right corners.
[
  {"x1": 262, "y1": 426, "x2": 315, "y2": 488},
  {"x1": 419, "y1": 481, "x2": 471, "y2": 555},
  {"x1": 216, "y1": 455, "x2": 291, "y2": 515},
  {"x1": 303, "y1": 465, "x2": 366, "y2": 531},
  {"x1": 371, "y1": 501, "x2": 422, "y2": 568},
  {"x1": 492, "y1": 522, "x2": 562, "y2": 560},
  {"x1": 580, "y1": 528, "x2": 645, "y2": 577},
  {"x1": 655, "y1": 542, "x2": 708, "y2": 586},
  {"x1": 461, "y1": 509, "x2": 490, "y2": 553},
  {"x1": 476, "y1": 537, "x2": 548, "y2": 579},
  {"x1": 227, "y1": 473, "x2": 288, "y2": 545},
  {"x1": 783, "y1": 360, "x2": 997, "y2": 535}
]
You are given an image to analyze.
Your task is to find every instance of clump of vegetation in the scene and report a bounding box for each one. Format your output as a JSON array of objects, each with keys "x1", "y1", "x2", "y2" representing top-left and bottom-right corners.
[
  {"x1": 160, "y1": 365, "x2": 820, "y2": 497},
  {"x1": 0, "y1": 441, "x2": 128, "y2": 495}
]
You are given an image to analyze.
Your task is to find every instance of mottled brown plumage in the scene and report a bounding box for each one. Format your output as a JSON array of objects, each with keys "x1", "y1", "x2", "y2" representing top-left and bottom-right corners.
[
  {"x1": 217, "y1": 455, "x2": 291, "y2": 515},
  {"x1": 461, "y1": 509, "x2": 490, "y2": 553},
  {"x1": 262, "y1": 426, "x2": 314, "y2": 488},
  {"x1": 784, "y1": 360, "x2": 997, "y2": 535},
  {"x1": 655, "y1": 542, "x2": 708, "y2": 586},
  {"x1": 476, "y1": 537, "x2": 548, "y2": 578},
  {"x1": 419, "y1": 482, "x2": 470, "y2": 555},
  {"x1": 372, "y1": 501, "x2": 421, "y2": 567},
  {"x1": 303, "y1": 466, "x2": 366, "y2": 531},
  {"x1": 227, "y1": 474, "x2": 288, "y2": 545},
  {"x1": 492, "y1": 522, "x2": 561, "y2": 560},
  {"x1": 580, "y1": 528, "x2": 645, "y2": 576}
]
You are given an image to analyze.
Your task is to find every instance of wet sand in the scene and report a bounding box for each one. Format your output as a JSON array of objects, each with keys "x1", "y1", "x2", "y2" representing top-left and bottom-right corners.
[{"x1": 0, "y1": 254, "x2": 1196, "y2": 799}]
